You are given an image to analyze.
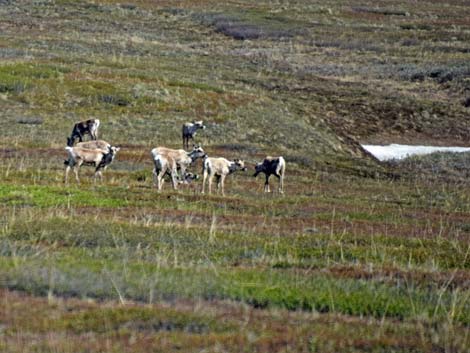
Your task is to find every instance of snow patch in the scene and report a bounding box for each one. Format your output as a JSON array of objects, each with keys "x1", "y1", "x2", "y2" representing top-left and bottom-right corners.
[{"x1": 361, "y1": 144, "x2": 470, "y2": 161}]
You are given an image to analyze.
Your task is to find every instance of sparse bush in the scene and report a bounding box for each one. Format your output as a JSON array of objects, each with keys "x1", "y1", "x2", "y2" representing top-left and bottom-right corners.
[
  {"x1": 120, "y1": 3, "x2": 137, "y2": 11},
  {"x1": 0, "y1": 63, "x2": 66, "y2": 79},
  {"x1": 99, "y1": 94, "x2": 131, "y2": 106},
  {"x1": 400, "y1": 23, "x2": 432, "y2": 30},
  {"x1": 351, "y1": 6, "x2": 409, "y2": 16},
  {"x1": 215, "y1": 143, "x2": 258, "y2": 154},
  {"x1": 313, "y1": 40, "x2": 383, "y2": 52},
  {"x1": 395, "y1": 63, "x2": 470, "y2": 83},
  {"x1": 401, "y1": 38, "x2": 419, "y2": 46},
  {"x1": 161, "y1": 7, "x2": 187, "y2": 16},
  {"x1": 0, "y1": 48, "x2": 27, "y2": 58},
  {"x1": 427, "y1": 45, "x2": 470, "y2": 54},
  {"x1": 16, "y1": 117, "x2": 43, "y2": 125},
  {"x1": 391, "y1": 151, "x2": 470, "y2": 181},
  {"x1": 285, "y1": 154, "x2": 313, "y2": 168},
  {"x1": 463, "y1": 97, "x2": 470, "y2": 108},
  {"x1": 194, "y1": 12, "x2": 306, "y2": 40},
  {"x1": 215, "y1": 21, "x2": 304, "y2": 40},
  {"x1": 0, "y1": 77, "x2": 26, "y2": 93}
]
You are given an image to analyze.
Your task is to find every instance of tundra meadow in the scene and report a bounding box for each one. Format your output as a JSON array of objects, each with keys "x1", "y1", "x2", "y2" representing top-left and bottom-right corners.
[{"x1": 0, "y1": 0, "x2": 469, "y2": 352}]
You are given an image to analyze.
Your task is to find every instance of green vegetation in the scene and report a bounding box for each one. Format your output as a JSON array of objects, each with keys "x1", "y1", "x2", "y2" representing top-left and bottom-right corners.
[{"x1": 0, "y1": 0, "x2": 469, "y2": 352}]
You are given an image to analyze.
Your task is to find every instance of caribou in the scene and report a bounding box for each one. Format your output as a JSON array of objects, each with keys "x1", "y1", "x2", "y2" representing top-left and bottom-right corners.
[
  {"x1": 182, "y1": 120, "x2": 205, "y2": 149},
  {"x1": 67, "y1": 119, "x2": 100, "y2": 146},
  {"x1": 201, "y1": 157, "x2": 247, "y2": 196},
  {"x1": 64, "y1": 145, "x2": 119, "y2": 184},
  {"x1": 150, "y1": 145, "x2": 206, "y2": 191},
  {"x1": 253, "y1": 156, "x2": 286, "y2": 193}
]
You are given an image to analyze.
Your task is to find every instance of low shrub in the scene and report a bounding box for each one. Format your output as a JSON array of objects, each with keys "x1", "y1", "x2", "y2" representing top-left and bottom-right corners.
[
  {"x1": 0, "y1": 77, "x2": 26, "y2": 93},
  {"x1": 351, "y1": 7, "x2": 409, "y2": 16},
  {"x1": 99, "y1": 94, "x2": 131, "y2": 106},
  {"x1": 194, "y1": 12, "x2": 306, "y2": 40},
  {"x1": 391, "y1": 151, "x2": 470, "y2": 181},
  {"x1": 395, "y1": 64, "x2": 470, "y2": 83},
  {"x1": 16, "y1": 117, "x2": 43, "y2": 125},
  {"x1": 215, "y1": 143, "x2": 258, "y2": 154}
]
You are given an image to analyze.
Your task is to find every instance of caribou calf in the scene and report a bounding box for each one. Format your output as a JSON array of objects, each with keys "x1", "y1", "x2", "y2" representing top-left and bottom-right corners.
[
  {"x1": 201, "y1": 157, "x2": 247, "y2": 196},
  {"x1": 182, "y1": 120, "x2": 205, "y2": 149},
  {"x1": 67, "y1": 119, "x2": 100, "y2": 146},
  {"x1": 158, "y1": 169, "x2": 199, "y2": 191},
  {"x1": 64, "y1": 145, "x2": 119, "y2": 183},
  {"x1": 254, "y1": 156, "x2": 286, "y2": 193},
  {"x1": 177, "y1": 172, "x2": 199, "y2": 185}
]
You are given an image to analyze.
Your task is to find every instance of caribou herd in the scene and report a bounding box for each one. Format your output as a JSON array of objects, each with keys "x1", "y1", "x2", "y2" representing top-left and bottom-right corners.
[{"x1": 64, "y1": 118, "x2": 286, "y2": 195}]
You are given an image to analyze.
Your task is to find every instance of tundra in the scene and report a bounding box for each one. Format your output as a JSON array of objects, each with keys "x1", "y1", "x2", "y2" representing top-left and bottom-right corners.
[
  {"x1": 182, "y1": 120, "x2": 205, "y2": 149},
  {"x1": 201, "y1": 157, "x2": 247, "y2": 196},
  {"x1": 64, "y1": 145, "x2": 120, "y2": 183},
  {"x1": 150, "y1": 145, "x2": 206, "y2": 190},
  {"x1": 67, "y1": 119, "x2": 100, "y2": 146},
  {"x1": 253, "y1": 156, "x2": 286, "y2": 193}
]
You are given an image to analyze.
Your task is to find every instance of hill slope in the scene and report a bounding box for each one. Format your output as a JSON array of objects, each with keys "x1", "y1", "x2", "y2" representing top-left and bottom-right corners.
[{"x1": 2, "y1": 0, "x2": 469, "y2": 153}]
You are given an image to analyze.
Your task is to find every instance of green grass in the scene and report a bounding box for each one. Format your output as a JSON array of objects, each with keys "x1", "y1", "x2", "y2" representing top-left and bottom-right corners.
[
  {"x1": 1, "y1": 215, "x2": 468, "y2": 327},
  {"x1": 0, "y1": 184, "x2": 129, "y2": 208},
  {"x1": 1, "y1": 255, "x2": 468, "y2": 325}
]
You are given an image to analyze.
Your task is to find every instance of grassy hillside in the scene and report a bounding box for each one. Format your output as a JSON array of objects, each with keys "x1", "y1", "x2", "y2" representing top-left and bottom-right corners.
[{"x1": 0, "y1": 0, "x2": 469, "y2": 352}]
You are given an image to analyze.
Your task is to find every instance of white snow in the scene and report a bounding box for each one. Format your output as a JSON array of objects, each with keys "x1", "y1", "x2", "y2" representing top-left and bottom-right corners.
[{"x1": 361, "y1": 144, "x2": 470, "y2": 161}]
